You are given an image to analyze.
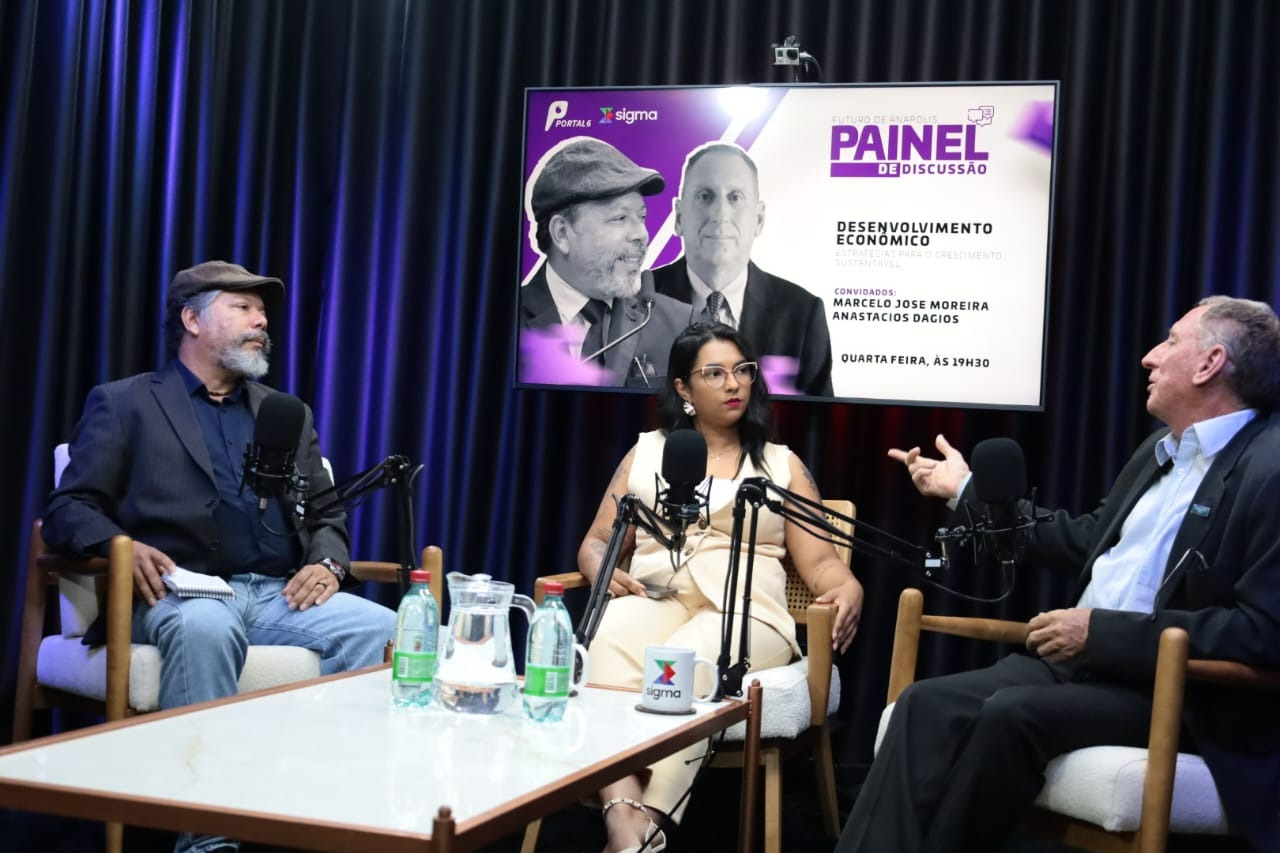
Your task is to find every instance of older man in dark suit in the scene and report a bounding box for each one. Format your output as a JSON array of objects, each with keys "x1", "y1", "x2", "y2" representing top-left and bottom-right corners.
[
  {"x1": 650, "y1": 142, "x2": 833, "y2": 397},
  {"x1": 841, "y1": 296, "x2": 1280, "y2": 853},
  {"x1": 519, "y1": 137, "x2": 689, "y2": 389},
  {"x1": 44, "y1": 261, "x2": 395, "y2": 714}
]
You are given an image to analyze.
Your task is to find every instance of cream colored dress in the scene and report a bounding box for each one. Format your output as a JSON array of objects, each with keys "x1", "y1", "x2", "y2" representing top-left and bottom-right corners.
[
  {"x1": 623, "y1": 429, "x2": 799, "y2": 657},
  {"x1": 588, "y1": 429, "x2": 798, "y2": 818}
]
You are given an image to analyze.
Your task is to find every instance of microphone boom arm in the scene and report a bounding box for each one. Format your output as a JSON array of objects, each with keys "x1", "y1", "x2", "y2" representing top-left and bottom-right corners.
[
  {"x1": 717, "y1": 476, "x2": 943, "y2": 699},
  {"x1": 295, "y1": 454, "x2": 424, "y2": 596},
  {"x1": 576, "y1": 492, "x2": 686, "y2": 648},
  {"x1": 581, "y1": 297, "x2": 654, "y2": 363}
]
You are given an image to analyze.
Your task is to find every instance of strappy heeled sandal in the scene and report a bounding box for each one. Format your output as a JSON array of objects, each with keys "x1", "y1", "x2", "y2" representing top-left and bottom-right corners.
[{"x1": 601, "y1": 796, "x2": 668, "y2": 853}]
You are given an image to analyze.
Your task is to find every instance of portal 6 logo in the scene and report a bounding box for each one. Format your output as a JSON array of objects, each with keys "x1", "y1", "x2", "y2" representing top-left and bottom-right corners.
[
  {"x1": 652, "y1": 659, "x2": 678, "y2": 684},
  {"x1": 543, "y1": 100, "x2": 592, "y2": 131}
]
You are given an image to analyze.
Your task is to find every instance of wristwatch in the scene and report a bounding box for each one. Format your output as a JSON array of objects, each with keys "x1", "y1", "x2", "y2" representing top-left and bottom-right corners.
[{"x1": 318, "y1": 557, "x2": 347, "y2": 583}]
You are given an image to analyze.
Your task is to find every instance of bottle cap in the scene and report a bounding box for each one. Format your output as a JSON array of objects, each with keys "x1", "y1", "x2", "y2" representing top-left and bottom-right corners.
[
  {"x1": 543, "y1": 581, "x2": 565, "y2": 596},
  {"x1": 409, "y1": 569, "x2": 431, "y2": 584}
]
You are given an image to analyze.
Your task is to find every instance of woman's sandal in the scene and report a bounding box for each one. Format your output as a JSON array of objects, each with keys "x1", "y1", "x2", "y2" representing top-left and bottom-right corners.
[{"x1": 601, "y1": 796, "x2": 668, "y2": 853}]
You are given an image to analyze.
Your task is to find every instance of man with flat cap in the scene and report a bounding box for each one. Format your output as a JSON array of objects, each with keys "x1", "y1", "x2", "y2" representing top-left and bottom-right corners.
[
  {"x1": 520, "y1": 136, "x2": 688, "y2": 388},
  {"x1": 45, "y1": 261, "x2": 396, "y2": 853}
]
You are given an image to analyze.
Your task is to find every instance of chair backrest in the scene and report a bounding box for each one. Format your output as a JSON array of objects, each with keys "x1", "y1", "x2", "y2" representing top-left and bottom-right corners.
[
  {"x1": 781, "y1": 499, "x2": 855, "y2": 624},
  {"x1": 52, "y1": 444, "x2": 100, "y2": 637}
]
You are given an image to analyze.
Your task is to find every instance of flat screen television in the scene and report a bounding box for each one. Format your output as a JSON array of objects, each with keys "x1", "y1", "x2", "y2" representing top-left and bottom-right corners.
[{"x1": 515, "y1": 82, "x2": 1058, "y2": 410}]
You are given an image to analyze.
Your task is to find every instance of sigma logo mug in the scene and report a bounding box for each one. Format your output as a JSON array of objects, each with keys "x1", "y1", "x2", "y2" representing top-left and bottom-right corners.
[{"x1": 639, "y1": 645, "x2": 716, "y2": 714}]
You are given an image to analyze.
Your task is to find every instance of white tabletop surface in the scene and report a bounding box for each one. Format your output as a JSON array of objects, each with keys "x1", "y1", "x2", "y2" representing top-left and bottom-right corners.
[{"x1": 0, "y1": 668, "x2": 745, "y2": 845}]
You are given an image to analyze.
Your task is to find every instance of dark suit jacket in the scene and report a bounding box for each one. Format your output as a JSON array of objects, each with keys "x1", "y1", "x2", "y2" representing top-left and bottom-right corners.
[
  {"x1": 44, "y1": 361, "x2": 348, "y2": 576},
  {"x1": 964, "y1": 414, "x2": 1280, "y2": 849},
  {"x1": 650, "y1": 257, "x2": 833, "y2": 397},
  {"x1": 519, "y1": 262, "x2": 689, "y2": 388}
]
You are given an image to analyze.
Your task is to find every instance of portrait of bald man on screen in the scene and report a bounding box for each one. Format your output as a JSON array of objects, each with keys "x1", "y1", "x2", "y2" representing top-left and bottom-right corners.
[
  {"x1": 651, "y1": 142, "x2": 833, "y2": 397},
  {"x1": 518, "y1": 137, "x2": 689, "y2": 389}
]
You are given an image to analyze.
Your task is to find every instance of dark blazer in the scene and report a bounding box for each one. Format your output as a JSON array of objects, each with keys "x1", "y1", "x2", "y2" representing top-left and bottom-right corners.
[
  {"x1": 965, "y1": 413, "x2": 1280, "y2": 850},
  {"x1": 650, "y1": 257, "x2": 833, "y2": 397},
  {"x1": 519, "y1": 262, "x2": 689, "y2": 388},
  {"x1": 44, "y1": 361, "x2": 348, "y2": 574}
]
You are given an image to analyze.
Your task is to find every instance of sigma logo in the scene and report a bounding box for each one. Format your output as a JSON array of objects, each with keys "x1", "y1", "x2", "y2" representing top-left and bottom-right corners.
[
  {"x1": 652, "y1": 659, "x2": 677, "y2": 684},
  {"x1": 544, "y1": 100, "x2": 592, "y2": 131},
  {"x1": 599, "y1": 106, "x2": 660, "y2": 125}
]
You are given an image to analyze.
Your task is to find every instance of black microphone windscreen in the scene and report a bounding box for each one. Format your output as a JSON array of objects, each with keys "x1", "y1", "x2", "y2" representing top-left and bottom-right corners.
[
  {"x1": 971, "y1": 437, "x2": 1027, "y2": 503},
  {"x1": 255, "y1": 393, "x2": 306, "y2": 451},
  {"x1": 662, "y1": 429, "x2": 707, "y2": 502}
]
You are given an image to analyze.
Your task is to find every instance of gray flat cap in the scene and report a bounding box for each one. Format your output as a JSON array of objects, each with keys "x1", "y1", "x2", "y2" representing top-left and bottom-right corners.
[
  {"x1": 167, "y1": 261, "x2": 285, "y2": 311},
  {"x1": 530, "y1": 138, "x2": 664, "y2": 222}
]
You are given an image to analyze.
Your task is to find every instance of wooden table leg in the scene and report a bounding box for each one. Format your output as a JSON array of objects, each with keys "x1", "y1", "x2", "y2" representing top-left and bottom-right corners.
[
  {"x1": 739, "y1": 680, "x2": 763, "y2": 853},
  {"x1": 432, "y1": 805, "x2": 455, "y2": 853}
]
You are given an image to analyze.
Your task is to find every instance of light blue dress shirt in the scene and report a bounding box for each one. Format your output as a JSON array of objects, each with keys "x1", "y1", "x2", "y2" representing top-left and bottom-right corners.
[{"x1": 1077, "y1": 408, "x2": 1256, "y2": 613}]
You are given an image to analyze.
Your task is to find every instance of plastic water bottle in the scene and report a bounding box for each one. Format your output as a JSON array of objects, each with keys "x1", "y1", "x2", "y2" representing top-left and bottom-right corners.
[
  {"x1": 523, "y1": 581, "x2": 575, "y2": 722},
  {"x1": 392, "y1": 569, "x2": 439, "y2": 708}
]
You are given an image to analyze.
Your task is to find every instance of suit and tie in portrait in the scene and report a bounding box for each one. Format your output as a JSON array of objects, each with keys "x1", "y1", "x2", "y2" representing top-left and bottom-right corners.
[{"x1": 649, "y1": 142, "x2": 833, "y2": 398}]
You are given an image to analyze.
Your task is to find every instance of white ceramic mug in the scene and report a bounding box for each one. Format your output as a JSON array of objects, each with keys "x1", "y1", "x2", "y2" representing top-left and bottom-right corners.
[{"x1": 639, "y1": 645, "x2": 716, "y2": 714}]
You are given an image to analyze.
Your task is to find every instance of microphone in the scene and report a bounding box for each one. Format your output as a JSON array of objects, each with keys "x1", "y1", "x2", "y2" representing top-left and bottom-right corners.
[
  {"x1": 969, "y1": 437, "x2": 1029, "y2": 565},
  {"x1": 657, "y1": 429, "x2": 707, "y2": 552},
  {"x1": 242, "y1": 392, "x2": 306, "y2": 510},
  {"x1": 581, "y1": 272, "x2": 657, "y2": 363}
]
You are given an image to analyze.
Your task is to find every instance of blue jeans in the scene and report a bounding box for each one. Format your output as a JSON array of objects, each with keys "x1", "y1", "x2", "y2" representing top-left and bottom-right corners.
[
  {"x1": 133, "y1": 573, "x2": 396, "y2": 709},
  {"x1": 132, "y1": 574, "x2": 396, "y2": 853}
]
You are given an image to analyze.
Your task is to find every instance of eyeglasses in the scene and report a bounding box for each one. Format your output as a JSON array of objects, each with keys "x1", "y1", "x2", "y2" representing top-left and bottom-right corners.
[{"x1": 694, "y1": 361, "x2": 758, "y2": 389}]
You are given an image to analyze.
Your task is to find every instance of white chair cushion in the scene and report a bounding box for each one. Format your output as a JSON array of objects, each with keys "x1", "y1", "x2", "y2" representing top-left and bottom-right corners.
[
  {"x1": 722, "y1": 657, "x2": 841, "y2": 740},
  {"x1": 234, "y1": 646, "x2": 323, "y2": 694},
  {"x1": 1034, "y1": 746, "x2": 1227, "y2": 834},
  {"x1": 36, "y1": 636, "x2": 322, "y2": 712},
  {"x1": 876, "y1": 703, "x2": 1228, "y2": 835},
  {"x1": 37, "y1": 635, "x2": 163, "y2": 712}
]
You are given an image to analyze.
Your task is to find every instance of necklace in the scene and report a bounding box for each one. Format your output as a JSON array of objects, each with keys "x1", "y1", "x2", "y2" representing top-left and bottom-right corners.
[{"x1": 708, "y1": 446, "x2": 740, "y2": 461}]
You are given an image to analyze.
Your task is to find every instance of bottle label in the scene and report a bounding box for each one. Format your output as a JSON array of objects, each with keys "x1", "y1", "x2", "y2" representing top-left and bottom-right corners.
[
  {"x1": 525, "y1": 664, "x2": 571, "y2": 698},
  {"x1": 393, "y1": 651, "x2": 437, "y2": 683}
]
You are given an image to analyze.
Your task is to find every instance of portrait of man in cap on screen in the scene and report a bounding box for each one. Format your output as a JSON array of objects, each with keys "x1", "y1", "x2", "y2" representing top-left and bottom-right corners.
[{"x1": 519, "y1": 136, "x2": 689, "y2": 388}]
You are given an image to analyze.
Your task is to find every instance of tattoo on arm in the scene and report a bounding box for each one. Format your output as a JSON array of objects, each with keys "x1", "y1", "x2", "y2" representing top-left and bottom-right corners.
[
  {"x1": 799, "y1": 459, "x2": 821, "y2": 498},
  {"x1": 608, "y1": 447, "x2": 636, "y2": 496}
]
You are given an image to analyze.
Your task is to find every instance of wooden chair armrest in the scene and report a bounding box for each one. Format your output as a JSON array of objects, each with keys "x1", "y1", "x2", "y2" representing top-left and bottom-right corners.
[
  {"x1": 35, "y1": 552, "x2": 113, "y2": 578},
  {"x1": 534, "y1": 571, "x2": 588, "y2": 604},
  {"x1": 350, "y1": 546, "x2": 443, "y2": 607},
  {"x1": 1187, "y1": 659, "x2": 1280, "y2": 689},
  {"x1": 348, "y1": 561, "x2": 401, "y2": 583},
  {"x1": 805, "y1": 601, "x2": 835, "y2": 726},
  {"x1": 887, "y1": 588, "x2": 1030, "y2": 704},
  {"x1": 919, "y1": 614, "x2": 1029, "y2": 645}
]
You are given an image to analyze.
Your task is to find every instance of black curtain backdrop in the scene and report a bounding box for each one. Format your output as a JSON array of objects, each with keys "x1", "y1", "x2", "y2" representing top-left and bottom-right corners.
[{"x1": 2, "y1": 0, "x2": 1278, "y2": 777}]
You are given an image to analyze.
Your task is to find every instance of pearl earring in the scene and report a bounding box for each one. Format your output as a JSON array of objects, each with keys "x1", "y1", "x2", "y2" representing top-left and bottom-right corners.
[{"x1": 682, "y1": 400, "x2": 696, "y2": 417}]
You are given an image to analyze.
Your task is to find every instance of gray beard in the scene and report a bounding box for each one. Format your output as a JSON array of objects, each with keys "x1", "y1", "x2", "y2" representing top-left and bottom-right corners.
[
  {"x1": 219, "y1": 332, "x2": 272, "y2": 379},
  {"x1": 583, "y1": 262, "x2": 642, "y2": 301}
]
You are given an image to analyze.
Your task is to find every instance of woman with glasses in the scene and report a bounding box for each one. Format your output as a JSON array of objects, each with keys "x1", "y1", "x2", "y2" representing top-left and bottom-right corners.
[{"x1": 580, "y1": 322, "x2": 863, "y2": 853}]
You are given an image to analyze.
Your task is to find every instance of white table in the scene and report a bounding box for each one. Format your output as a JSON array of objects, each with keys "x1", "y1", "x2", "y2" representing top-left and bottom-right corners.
[{"x1": 0, "y1": 667, "x2": 762, "y2": 851}]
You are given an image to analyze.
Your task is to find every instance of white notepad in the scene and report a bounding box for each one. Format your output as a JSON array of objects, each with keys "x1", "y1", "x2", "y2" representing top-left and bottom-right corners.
[{"x1": 162, "y1": 566, "x2": 235, "y2": 600}]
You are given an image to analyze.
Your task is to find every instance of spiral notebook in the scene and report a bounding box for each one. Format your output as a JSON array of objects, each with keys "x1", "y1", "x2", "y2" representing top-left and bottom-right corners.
[{"x1": 162, "y1": 566, "x2": 235, "y2": 600}]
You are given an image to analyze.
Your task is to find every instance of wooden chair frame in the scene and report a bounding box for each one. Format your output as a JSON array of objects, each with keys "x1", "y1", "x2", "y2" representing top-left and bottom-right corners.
[
  {"x1": 521, "y1": 499, "x2": 854, "y2": 853},
  {"x1": 886, "y1": 587, "x2": 1280, "y2": 853}
]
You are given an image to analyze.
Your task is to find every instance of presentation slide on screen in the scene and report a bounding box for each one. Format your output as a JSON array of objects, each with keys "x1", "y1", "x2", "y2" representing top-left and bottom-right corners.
[{"x1": 516, "y1": 82, "x2": 1058, "y2": 410}]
